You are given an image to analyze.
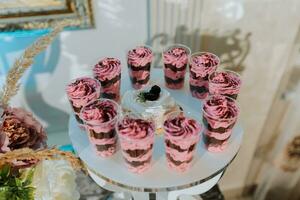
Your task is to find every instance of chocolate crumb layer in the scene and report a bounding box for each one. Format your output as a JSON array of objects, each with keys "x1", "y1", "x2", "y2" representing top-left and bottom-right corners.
[
  {"x1": 97, "y1": 74, "x2": 121, "y2": 87},
  {"x1": 203, "y1": 134, "x2": 229, "y2": 145},
  {"x1": 164, "y1": 64, "x2": 187, "y2": 72},
  {"x1": 203, "y1": 117, "x2": 235, "y2": 133},
  {"x1": 89, "y1": 129, "x2": 116, "y2": 139},
  {"x1": 130, "y1": 74, "x2": 150, "y2": 85},
  {"x1": 95, "y1": 143, "x2": 117, "y2": 152},
  {"x1": 165, "y1": 140, "x2": 196, "y2": 153},
  {"x1": 190, "y1": 85, "x2": 208, "y2": 94},
  {"x1": 125, "y1": 157, "x2": 151, "y2": 167},
  {"x1": 128, "y1": 63, "x2": 151, "y2": 71},
  {"x1": 125, "y1": 144, "x2": 153, "y2": 158},
  {"x1": 72, "y1": 105, "x2": 82, "y2": 113},
  {"x1": 164, "y1": 76, "x2": 184, "y2": 84}
]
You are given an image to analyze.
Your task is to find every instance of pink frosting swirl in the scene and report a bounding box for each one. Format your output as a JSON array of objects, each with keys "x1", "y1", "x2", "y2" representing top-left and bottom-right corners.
[
  {"x1": 203, "y1": 95, "x2": 239, "y2": 120},
  {"x1": 209, "y1": 71, "x2": 242, "y2": 95},
  {"x1": 81, "y1": 100, "x2": 118, "y2": 125},
  {"x1": 163, "y1": 47, "x2": 189, "y2": 68},
  {"x1": 93, "y1": 58, "x2": 121, "y2": 81},
  {"x1": 66, "y1": 77, "x2": 100, "y2": 108},
  {"x1": 190, "y1": 53, "x2": 219, "y2": 78},
  {"x1": 118, "y1": 117, "x2": 154, "y2": 140},
  {"x1": 163, "y1": 115, "x2": 201, "y2": 139},
  {"x1": 128, "y1": 46, "x2": 153, "y2": 67}
]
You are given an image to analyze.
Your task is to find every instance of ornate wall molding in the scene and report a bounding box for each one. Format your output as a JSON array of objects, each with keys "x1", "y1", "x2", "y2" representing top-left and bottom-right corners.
[{"x1": 0, "y1": 0, "x2": 94, "y2": 32}]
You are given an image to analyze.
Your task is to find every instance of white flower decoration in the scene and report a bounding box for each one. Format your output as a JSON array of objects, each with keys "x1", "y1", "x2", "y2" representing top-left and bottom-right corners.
[{"x1": 32, "y1": 160, "x2": 80, "y2": 200}]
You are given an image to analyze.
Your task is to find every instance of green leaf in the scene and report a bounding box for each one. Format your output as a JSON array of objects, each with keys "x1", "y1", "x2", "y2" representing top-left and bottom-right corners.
[
  {"x1": 0, "y1": 186, "x2": 12, "y2": 200},
  {"x1": 0, "y1": 165, "x2": 12, "y2": 186},
  {"x1": 0, "y1": 166, "x2": 35, "y2": 200},
  {"x1": 15, "y1": 178, "x2": 22, "y2": 187},
  {"x1": 0, "y1": 192, "x2": 7, "y2": 200},
  {"x1": 21, "y1": 168, "x2": 35, "y2": 186},
  {"x1": 0, "y1": 165, "x2": 10, "y2": 179},
  {"x1": 137, "y1": 92, "x2": 146, "y2": 103}
]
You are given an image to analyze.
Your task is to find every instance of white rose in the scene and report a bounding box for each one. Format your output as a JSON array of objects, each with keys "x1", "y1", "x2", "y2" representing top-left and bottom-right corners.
[{"x1": 32, "y1": 160, "x2": 80, "y2": 200}]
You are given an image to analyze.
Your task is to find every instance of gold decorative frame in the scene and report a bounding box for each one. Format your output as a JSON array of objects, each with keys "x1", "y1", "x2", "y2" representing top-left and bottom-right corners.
[{"x1": 0, "y1": 0, "x2": 94, "y2": 32}]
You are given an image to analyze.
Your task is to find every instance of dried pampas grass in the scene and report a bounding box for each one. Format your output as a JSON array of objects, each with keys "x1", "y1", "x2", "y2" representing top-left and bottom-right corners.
[
  {"x1": 0, "y1": 147, "x2": 86, "y2": 172},
  {"x1": 0, "y1": 21, "x2": 69, "y2": 108}
]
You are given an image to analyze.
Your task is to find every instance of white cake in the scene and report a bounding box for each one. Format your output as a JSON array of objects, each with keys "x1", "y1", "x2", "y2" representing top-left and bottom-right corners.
[{"x1": 121, "y1": 86, "x2": 180, "y2": 132}]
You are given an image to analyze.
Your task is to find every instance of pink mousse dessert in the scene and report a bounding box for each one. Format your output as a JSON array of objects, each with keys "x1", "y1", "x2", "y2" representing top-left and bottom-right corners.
[
  {"x1": 127, "y1": 46, "x2": 153, "y2": 89},
  {"x1": 93, "y1": 57, "x2": 121, "y2": 102},
  {"x1": 163, "y1": 111, "x2": 201, "y2": 172},
  {"x1": 163, "y1": 44, "x2": 190, "y2": 89},
  {"x1": 209, "y1": 70, "x2": 242, "y2": 99},
  {"x1": 66, "y1": 77, "x2": 100, "y2": 127},
  {"x1": 189, "y1": 52, "x2": 220, "y2": 99},
  {"x1": 202, "y1": 95, "x2": 239, "y2": 153},
  {"x1": 117, "y1": 116, "x2": 155, "y2": 173},
  {"x1": 80, "y1": 99, "x2": 119, "y2": 157}
]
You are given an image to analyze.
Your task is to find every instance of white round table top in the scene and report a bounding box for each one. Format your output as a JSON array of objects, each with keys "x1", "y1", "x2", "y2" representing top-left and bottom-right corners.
[{"x1": 68, "y1": 68, "x2": 244, "y2": 192}]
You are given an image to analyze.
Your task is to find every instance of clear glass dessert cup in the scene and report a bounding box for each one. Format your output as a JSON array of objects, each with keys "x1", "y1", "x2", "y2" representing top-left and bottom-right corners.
[
  {"x1": 189, "y1": 52, "x2": 220, "y2": 100},
  {"x1": 202, "y1": 95, "x2": 239, "y2": 153},
  {"x1": 162, "y1": 44, "x2": 191, "y2": 90},
  {"x1": 208, "y1": 69, "x2": 242, "y2": 100},
  {"x1": 117, "y1": 114, "x2": 155, "y2": 174},
  {"x1": 65, "y1": 77, "x2": 101, "y2": 129},
  {"x1": 92, "y1": 58, "x2": 122, "y2": 102},
  {"x1": 163, "y1": 111, "x2": 201, "y2": 172},
  {"x1": 81, "y1": 98, "x2": 120, "y2": 157},
  {"x1": 127, "y1": 45, "x2": 154, "y2": 90}
]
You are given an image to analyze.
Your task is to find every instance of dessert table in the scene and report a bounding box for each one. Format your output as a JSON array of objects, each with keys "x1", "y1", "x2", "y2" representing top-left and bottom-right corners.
[{"x1": 68, "y1": 69, "x2": 244, "y2": 200}]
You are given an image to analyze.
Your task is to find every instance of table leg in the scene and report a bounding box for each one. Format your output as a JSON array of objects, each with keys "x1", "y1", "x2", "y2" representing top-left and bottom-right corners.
[
  {"x1": 131, "y1": 192, "x2": 151, "y2": 200},
  {"x1": 149, "y1": 193, "x2": 156, "y2": 200},
  {"x1": 131, "y1": 192, "x2": 169, "y2": 200},
  {"x1": 199, "y1": 184, "x2": 224, "y2": 200}
]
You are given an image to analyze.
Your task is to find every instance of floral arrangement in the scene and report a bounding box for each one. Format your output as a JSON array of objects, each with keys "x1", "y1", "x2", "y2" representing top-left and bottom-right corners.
[
  {"x1": 0, "y1": 21, "x2": 85, "y2": 200},
  {"x1": 0, "y1": 164, "x2": 35, "y2": 200},
  {"x1": 0, "y1": 148, "x2": 84, "y2": 200},
  {"x1": 0, "y1": 107, "x2": 47, "y2": 153}
]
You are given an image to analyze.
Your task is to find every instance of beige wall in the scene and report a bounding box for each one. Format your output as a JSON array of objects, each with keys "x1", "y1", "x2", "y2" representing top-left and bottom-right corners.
[
  {"x1": 206, "y1": 0, "x2": 300, "y2": 192},
  {"x1": 149, "y1": 0, "x2": 300, "y2": 194}
]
